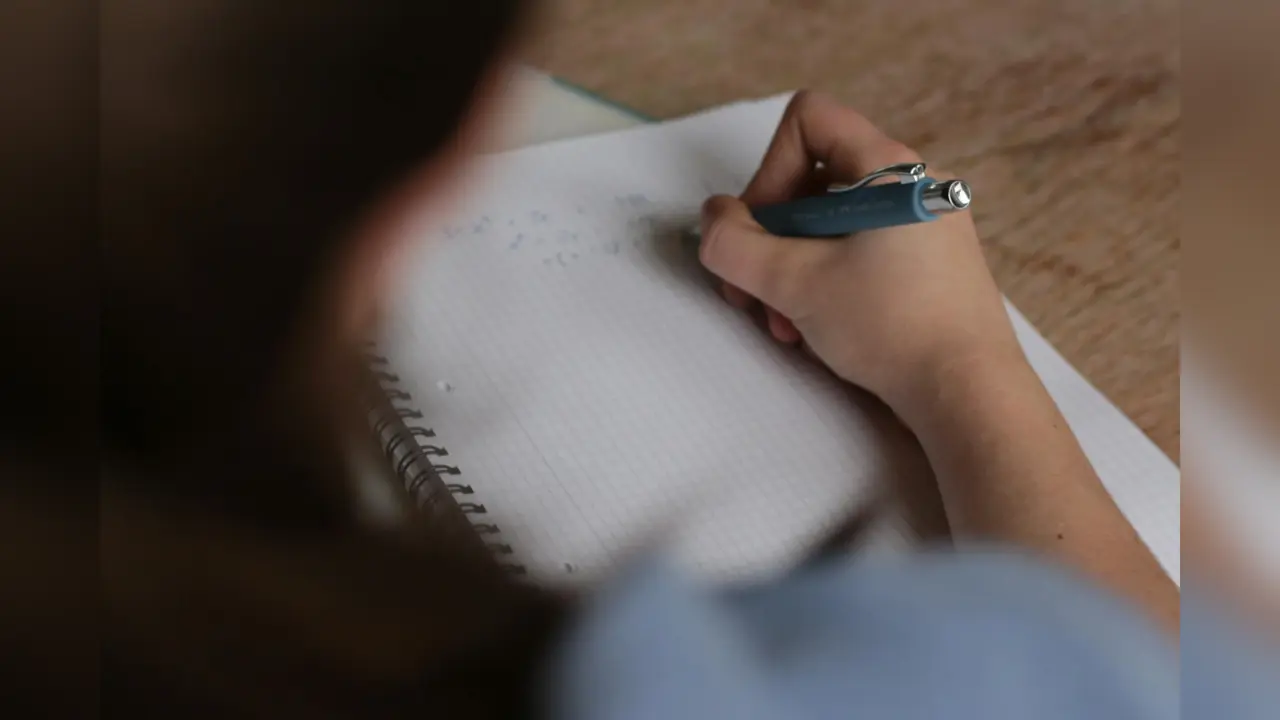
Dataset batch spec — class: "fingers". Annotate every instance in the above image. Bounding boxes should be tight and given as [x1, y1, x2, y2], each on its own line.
[719, 282, 801, 343]
[699, 194, 832, 315]
[766, 308, 801, 344]
[741, 90, 922, 205]
[720, 282, 754, 309]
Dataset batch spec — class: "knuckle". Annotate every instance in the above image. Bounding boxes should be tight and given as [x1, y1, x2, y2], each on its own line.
[787, 89, 815, 114]
[787, 89, 830, 119]
[696, 232, 718, 269]
[761, 244, 825, 309]
[756, 270, 791, 305]
[927, 166, 956, 181]
[697, 212, 733, 268]
[876, 139, 924, 165]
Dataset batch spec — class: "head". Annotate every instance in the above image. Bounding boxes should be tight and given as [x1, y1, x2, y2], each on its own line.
[98, 0, 531, 513]
[3, 3, 882, 714]
[4, 0, 566, 716]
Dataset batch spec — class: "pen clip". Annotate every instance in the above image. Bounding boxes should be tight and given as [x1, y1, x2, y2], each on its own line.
[826, 162, 927, 193]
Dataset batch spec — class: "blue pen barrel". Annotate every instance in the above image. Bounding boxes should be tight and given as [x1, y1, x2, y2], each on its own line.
[750, 180, 936, 238]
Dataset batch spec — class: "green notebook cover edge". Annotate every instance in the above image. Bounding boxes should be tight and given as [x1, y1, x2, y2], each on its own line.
[547, 75, 655, 123]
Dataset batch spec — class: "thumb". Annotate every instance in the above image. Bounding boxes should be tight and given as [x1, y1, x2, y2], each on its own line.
[698, 194, 831, 312]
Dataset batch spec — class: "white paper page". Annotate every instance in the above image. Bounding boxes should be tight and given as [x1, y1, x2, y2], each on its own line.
[381, 94, 1180, 586]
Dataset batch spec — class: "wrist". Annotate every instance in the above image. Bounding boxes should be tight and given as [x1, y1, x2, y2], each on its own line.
[879, 341, 1037, 432]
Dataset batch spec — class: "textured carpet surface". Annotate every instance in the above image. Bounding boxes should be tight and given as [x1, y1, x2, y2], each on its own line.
[528, 0, 1180, 460]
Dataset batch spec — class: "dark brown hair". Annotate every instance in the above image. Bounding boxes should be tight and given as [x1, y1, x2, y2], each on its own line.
[4, 1, 571, 716]
[1, 3, 878, 715]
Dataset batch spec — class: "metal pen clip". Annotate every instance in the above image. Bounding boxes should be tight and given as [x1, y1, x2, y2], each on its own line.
[826, 162, 927, 193]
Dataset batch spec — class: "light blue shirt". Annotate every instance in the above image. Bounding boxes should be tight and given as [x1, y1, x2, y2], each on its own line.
[544, 549, 1276, 719]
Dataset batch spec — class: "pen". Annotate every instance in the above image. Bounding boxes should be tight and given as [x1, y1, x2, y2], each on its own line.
[723, 163, 971, 238]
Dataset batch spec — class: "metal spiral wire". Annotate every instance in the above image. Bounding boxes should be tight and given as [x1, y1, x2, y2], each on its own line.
[362, 350, 526, 574]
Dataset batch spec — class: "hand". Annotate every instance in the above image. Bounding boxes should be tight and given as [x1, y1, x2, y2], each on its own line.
[699, 91, 1024, 411]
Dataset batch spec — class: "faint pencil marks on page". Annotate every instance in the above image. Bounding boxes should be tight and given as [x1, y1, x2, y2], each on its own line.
[438, 193, 679, 270]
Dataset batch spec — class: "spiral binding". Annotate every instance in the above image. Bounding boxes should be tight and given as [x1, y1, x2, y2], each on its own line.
[362, 346, 525, 574]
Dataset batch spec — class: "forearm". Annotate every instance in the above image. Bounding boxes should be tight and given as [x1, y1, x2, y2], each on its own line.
[894, 351, 1180, 633]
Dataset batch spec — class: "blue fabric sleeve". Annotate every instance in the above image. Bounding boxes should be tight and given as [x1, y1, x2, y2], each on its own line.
[542, 549, 1216, 720]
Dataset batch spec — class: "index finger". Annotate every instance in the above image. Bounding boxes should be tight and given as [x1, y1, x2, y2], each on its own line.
[741, 91, 922, 205]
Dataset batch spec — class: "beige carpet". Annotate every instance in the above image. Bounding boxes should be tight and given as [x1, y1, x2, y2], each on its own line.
[528, 0, 1180, 460]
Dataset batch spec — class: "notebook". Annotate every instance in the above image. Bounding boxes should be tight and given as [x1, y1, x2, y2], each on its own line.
[366, 93, 1181, 588]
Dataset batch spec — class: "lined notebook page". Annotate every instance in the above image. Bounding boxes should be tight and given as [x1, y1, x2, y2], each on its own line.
[380, 94, 1180, 586]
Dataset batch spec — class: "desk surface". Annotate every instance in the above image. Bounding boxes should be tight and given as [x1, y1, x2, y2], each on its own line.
[527, 4, 1181, 461]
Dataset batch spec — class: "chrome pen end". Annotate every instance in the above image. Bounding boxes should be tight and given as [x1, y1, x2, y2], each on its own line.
[921, 179, 972, 213]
